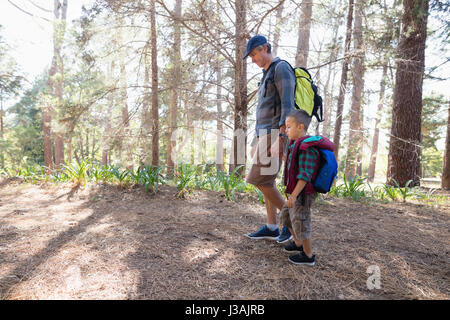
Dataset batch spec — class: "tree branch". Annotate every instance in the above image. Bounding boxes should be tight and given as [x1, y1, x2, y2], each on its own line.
[7, 0, 50, 22]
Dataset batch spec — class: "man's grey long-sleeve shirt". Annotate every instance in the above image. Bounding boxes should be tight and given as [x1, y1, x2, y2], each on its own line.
[252, 57, 295, 144]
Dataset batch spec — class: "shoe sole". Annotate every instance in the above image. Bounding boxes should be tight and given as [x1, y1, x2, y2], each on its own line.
[245, 234, 279, 240]
[288, 257, 315, 266]
[283, 248, 303, 253]
[277, 235, 293, 244]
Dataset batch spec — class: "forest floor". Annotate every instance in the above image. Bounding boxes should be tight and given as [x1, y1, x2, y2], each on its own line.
[0, 178, 449, 300]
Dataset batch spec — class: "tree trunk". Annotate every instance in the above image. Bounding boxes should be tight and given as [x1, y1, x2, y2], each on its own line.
[387, 0, 429, 187]
[215, 57, 224, 171]
[102, 60, 115, 166]
[54, 0, 67, 169]
[117, 17, 132, 169]
[167, 0, 182, 177]
[442, 101, 450, 189]
[272, 2, 284, 58]
[140, 41, 151, 166]
[150, 0, 159, 167]
[45, 0, 68, 171]
[295, 0, 313, 67]
[85, 128, 89, 159]
[322, 20, 340, 139]
[345, 0, 365, 178]
[231, 0, 247, 175]
[333, 0, 354, 162]
[356, 104, 364, 176]
[67, 132, 73, 164]
[91, 129, 97, 161]
[368, 64, 388, 182]
[43, 104, 53, 172]
[0, 94, 4, 168]
[368, 0, 396, 182]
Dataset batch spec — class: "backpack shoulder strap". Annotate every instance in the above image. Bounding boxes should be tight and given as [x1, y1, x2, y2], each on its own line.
[263, 59, 284, 97]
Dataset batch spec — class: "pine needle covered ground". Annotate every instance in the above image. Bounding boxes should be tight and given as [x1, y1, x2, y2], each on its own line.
[0, 179, 448, 299]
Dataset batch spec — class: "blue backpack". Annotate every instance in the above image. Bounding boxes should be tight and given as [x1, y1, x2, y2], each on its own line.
[313, 148, 338, 193]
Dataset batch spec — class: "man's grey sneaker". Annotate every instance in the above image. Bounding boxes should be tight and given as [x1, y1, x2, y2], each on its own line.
[288, 251, 315, 266]
[277, 227, 293, 244]
[246, 225, 280, 240]
[283, 241, 304, 253]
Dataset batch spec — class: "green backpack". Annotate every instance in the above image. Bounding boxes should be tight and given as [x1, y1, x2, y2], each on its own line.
[265, 59, 324, 123]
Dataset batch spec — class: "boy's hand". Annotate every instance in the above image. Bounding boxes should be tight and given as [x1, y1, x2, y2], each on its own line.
[286, 196, 295, 208]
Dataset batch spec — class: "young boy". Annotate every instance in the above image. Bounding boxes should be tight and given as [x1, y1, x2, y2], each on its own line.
[279, 109, 322, 266]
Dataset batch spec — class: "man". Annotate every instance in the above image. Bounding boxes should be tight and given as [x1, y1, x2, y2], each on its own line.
[243, 35, 295, 243]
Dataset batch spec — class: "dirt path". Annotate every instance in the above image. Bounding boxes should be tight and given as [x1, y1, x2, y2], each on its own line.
[0, 179, 448, 299]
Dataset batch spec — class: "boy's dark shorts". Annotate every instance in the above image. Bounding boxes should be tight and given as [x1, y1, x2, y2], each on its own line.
[279, 193, 317, 241]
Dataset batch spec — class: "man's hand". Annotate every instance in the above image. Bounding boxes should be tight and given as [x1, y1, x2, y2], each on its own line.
[250, 143, 257, 158]
[270, 138, 280, 157]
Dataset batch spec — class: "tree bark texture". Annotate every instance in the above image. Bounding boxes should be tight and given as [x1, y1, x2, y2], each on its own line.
[150, 0, 159, 167]
[45, 0, 68, 171]
[272, 2, 284, 58]
[333, 0, 354, 162]
[54, 0, 67, 169]
[441, 102, 450, 189]
[116, 17, 132, 169]
[102, 60, 115, 166]
[368, 63, 388, 181]
[167, 0, 182, 177]
[387, 0, 429, 187]
[140, 41, 152, 166]
[345, 0, 365, 178]
[215, 57, 224, 171]
[231, 0, 247, 175]
[295, 0, 313, 67]
[322, 20, 340, 139]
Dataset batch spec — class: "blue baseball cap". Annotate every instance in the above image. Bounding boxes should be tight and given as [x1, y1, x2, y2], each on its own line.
[243, 35, 268, 59]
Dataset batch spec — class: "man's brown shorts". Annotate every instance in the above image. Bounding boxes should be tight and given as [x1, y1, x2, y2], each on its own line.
[245, 134, 287, 187]
[279, 193, 317, 241]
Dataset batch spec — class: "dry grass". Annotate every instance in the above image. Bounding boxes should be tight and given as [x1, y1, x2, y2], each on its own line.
[0, 179, 448, 300]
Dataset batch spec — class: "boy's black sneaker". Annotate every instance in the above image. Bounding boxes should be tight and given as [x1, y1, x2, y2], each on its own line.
[283, 241, 304, 253]
[288, 251, 315, 266]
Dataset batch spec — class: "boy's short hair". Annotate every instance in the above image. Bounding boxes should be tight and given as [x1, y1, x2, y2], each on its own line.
[287, 109, 312, 132]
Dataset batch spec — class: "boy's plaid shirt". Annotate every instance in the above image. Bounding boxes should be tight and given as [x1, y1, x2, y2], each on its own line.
[286, 142, 320, 193]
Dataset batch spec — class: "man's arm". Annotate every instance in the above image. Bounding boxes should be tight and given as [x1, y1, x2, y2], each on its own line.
[270, 124, 286, 158]
[274, 61, 296, 127]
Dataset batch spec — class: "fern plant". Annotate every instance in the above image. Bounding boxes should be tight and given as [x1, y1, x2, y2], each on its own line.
[342, 174, 366, 201]
[383, 183, 398, 201]
[174, 163, 196, 198]
[392, 179, 416, 202]
[63, 159, 91, 186]
[217, 165, 244, 201]
[141, 165, 165, 193]
[110, 165, 130, 187]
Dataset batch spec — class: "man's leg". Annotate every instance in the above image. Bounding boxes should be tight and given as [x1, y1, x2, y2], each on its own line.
[257, 184, 285, 215]
[264, 198, 278, 225]
[246, 184, 285, 240]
